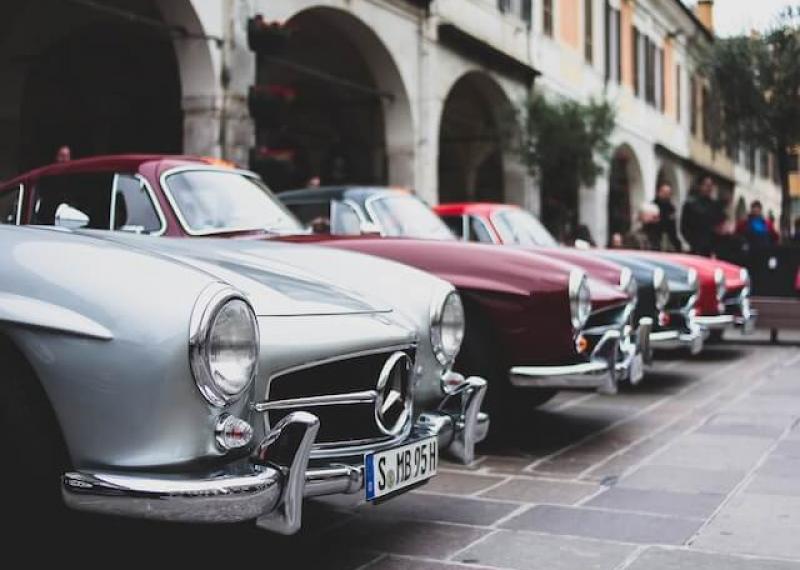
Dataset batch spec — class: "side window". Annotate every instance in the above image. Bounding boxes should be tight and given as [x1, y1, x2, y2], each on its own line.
[0, 185, 22, 225]
[441, 215, 465, 239]
[468, 216, 494, 243]
[112, 174, 162, 234]
[31, 173, 115, 229]
[284, 201, 332, 233]
[331, 200, 362, 235]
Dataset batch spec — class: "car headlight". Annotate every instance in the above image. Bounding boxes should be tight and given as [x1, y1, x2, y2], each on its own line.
[430, 288, 465, 366]
[189, 283, 259, 407]
[714, 268, 726, 302]
[739, 268, 751, 298]
[653, 268, 670, 311]
[569, 270, 591, 331]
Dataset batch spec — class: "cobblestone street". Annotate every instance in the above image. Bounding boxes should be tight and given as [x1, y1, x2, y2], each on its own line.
[54, 330, 800, 568]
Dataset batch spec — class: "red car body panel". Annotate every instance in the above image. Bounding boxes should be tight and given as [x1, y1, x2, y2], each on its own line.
[434, 203, 625, 286]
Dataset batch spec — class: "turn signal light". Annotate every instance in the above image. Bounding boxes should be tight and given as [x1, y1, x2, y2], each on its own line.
[575, 335, 589, 354]
[215, 415, 254, 451]
[658, 311, 671, 327]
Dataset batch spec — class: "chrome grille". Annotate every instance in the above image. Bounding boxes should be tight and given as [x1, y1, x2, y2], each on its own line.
[262, 347, 416, 450]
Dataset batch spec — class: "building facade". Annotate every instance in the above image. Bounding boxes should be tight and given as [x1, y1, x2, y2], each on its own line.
[0, 0, 782, 243]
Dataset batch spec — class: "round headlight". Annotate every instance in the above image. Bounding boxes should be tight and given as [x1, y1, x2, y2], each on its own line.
[714, 268, 726, 301]
[190, 284, 259, 407]
[653, 268, 670, 311]
[569, 270, 591, 331]
[430, 289, 465, 366]
[739, 268, 751, 297]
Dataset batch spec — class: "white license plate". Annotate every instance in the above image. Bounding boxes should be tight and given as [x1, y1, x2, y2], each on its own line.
[629, 353, 645, 384]
[690, 333, 704, 354]
[365, 436, 438, 501]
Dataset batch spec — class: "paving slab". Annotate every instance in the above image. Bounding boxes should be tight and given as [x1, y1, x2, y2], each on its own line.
[693, 494, 800, 560]
[626, 547, 800, 570]
[586, 487, 724, 519]
[695, 413, 789, 438]
[454, 529, 635, 570]
[619, 465, 745, 495]
[326, 519, 490, 559]
[647, 433, 773, 471]
[366, 557, 479, 570]
[481, 477, 598, 504]
[423, 471, 506, 495]
[356, 491, 519, 526]
[501, 504, 701, 545]
[745, 473, 800, 497]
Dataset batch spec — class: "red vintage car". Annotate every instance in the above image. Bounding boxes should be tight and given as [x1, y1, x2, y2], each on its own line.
[435, 202, 753, 342]
[0, 156, 641, 427]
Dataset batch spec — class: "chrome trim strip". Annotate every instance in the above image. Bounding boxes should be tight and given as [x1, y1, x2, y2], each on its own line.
[14, 183, 24, 225]
[254, 390, 378, 412]
[132, 173, 168, 236]
[695, 314, 735, 329]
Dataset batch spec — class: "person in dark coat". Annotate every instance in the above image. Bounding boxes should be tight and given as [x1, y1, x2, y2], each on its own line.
[653, 182, 682, 251]
[680, 176, 725, 256]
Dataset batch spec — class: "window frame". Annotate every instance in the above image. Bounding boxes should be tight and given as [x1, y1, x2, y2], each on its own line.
[1, 184, 24, 225]
[110, 173, 168, 235]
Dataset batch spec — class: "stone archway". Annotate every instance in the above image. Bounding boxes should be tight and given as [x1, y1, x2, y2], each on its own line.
[607, 144, 644, 241]
[255, 6, 415, 190]
[438, 71, 517, 204]
[0, 0, 217, 176]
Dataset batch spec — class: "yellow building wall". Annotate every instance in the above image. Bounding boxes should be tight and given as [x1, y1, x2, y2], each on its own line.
[559, 0, 581, 51]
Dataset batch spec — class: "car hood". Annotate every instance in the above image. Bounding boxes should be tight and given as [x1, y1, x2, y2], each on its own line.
[521, 246, 624, 285]
[279, 235, 628, 311]
[79, 232, 393, 317]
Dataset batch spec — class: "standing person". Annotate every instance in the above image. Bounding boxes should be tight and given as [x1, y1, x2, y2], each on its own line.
[736, 200, 779, 250]
[653, 182, 682, 251]
[623, 203, 662, 250]
[792, 217, 800, 243]
[54, 145, 71, 163]
[680, 175, 725, 256]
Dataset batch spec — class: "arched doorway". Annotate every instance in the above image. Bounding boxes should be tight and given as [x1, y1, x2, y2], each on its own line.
[607, 144, 644, 241]
[13, 1, 185, 170]
[255, 7, 414, 191]
[438, 72, 515, 204]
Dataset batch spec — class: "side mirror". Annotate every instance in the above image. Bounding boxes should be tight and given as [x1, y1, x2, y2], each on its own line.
[360, 221, 382, 236]
[54, 203, 90, 229]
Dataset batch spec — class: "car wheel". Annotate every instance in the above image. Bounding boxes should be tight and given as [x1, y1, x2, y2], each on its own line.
[0, 340, 70, 528]
[454, 309, 557, 438]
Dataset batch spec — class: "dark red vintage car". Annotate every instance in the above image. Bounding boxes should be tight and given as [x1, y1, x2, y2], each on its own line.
[0, 156, 640, 425]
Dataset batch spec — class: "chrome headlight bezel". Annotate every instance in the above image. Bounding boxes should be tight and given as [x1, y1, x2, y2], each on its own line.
[653, 267, 670, 311]
[619, 267, 638, 304]
[569, 270, 592, 332]
[714, 268, 727, 302]
[430, 286, 465, 367]
[189, 283, 260, 407]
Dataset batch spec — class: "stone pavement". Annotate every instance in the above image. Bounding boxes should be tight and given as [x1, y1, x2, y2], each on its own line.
[46, 331, 800, 568]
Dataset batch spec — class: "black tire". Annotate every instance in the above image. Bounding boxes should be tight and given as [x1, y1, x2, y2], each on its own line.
[0, 338, 70, 528]
[454, 306, 556, 438]
[708, 329, 725, 343]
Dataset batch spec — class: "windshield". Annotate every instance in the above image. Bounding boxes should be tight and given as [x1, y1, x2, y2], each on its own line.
[164, 170, 303, 234]
[492, 208, 559, 247]
[367, 194, 455, 240]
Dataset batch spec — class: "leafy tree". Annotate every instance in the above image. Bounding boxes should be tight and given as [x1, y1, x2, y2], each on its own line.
[701, 7, 800, 235]
[519, 94, 615, 239]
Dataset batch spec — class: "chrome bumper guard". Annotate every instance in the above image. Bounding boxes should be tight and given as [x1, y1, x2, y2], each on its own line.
[509, 329, 620, 394]
[303, 374, 490, 498]
[63, 411, 320, 535]
[616, 317, 652, 385]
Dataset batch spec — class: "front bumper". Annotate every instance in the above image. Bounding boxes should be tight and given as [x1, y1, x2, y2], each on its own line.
[650, 321, 705, 354]
[508, 321, 648, 395]
[62, 376, 488, 534]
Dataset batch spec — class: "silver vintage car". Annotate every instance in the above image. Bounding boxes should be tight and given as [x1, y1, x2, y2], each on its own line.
[0, 225, 485, 533]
